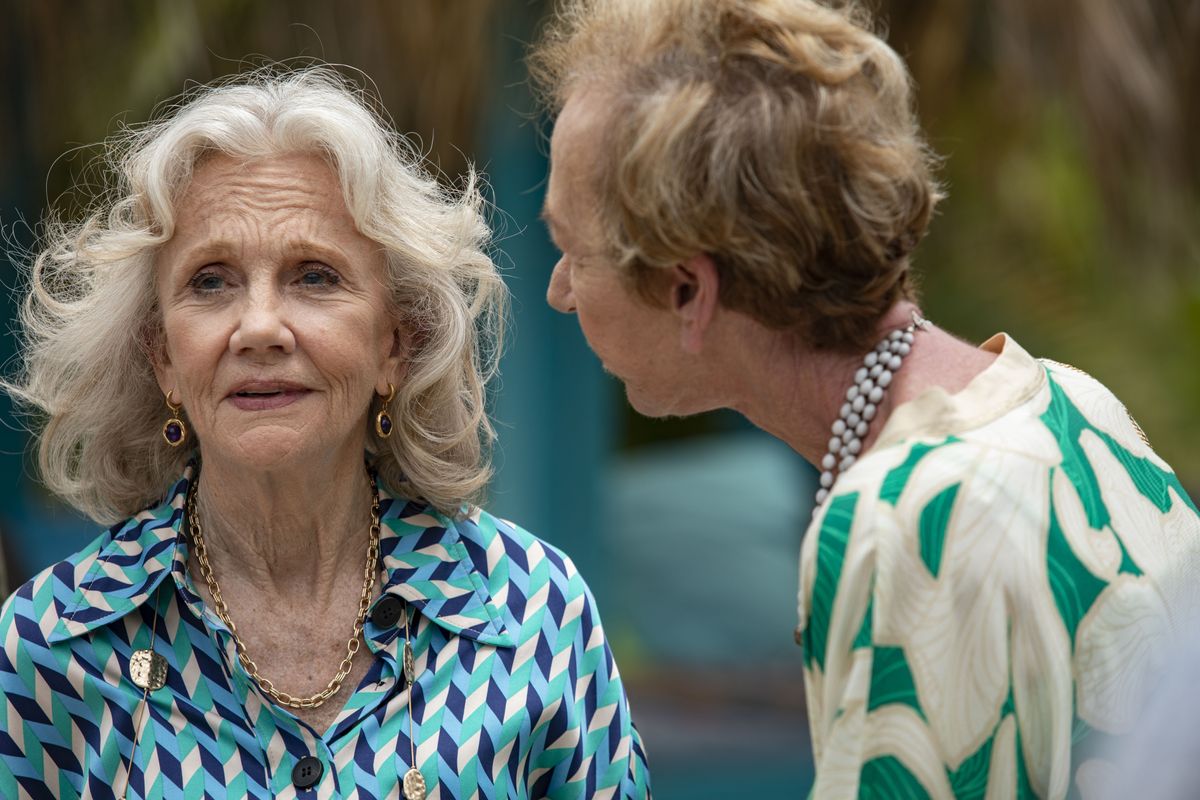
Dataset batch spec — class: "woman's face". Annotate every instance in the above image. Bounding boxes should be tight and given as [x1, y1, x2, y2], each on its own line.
[154, 153, 401, 474]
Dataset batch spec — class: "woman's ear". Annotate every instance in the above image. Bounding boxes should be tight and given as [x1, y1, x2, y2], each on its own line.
[377, 326, 410, 395]
[143, 325, 174, 397]
[674, 253, 720, 355]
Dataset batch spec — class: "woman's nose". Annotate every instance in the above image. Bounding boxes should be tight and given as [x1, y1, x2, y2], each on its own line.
[546, 257, 576, 314]
[228, 291, 296, 355]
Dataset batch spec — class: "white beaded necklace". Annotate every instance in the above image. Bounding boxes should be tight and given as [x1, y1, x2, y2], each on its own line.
[814, 310, 931, 509]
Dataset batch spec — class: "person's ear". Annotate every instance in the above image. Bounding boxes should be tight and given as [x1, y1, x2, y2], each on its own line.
[672, 253, 720, 354]
[144, 325, 176, 397]
[376, 325, 410, 395]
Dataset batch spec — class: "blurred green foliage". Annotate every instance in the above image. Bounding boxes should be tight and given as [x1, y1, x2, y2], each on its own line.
[2, 0, 495, 219]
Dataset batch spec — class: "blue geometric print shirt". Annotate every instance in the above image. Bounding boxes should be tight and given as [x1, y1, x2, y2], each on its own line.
[0, 469, 651, 799]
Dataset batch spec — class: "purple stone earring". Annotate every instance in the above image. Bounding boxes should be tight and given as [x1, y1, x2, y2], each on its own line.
[162, 389, 187, 447]
[375, 383, 395, 439]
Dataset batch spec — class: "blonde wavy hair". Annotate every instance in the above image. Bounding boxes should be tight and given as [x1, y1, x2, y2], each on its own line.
[7, 67, 506, 524]
[529, 0, 943, 352]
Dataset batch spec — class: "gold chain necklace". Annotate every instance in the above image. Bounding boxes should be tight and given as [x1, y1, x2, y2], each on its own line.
[187, 474, 381, 709]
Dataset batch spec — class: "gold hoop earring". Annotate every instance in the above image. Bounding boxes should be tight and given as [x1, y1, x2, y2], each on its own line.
[162, 390, 187, 447]
[375, 383, 395, 439]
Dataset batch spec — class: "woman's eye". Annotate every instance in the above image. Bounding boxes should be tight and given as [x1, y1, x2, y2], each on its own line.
[298, 264, 340, 287]
[188, 271, 226, 293]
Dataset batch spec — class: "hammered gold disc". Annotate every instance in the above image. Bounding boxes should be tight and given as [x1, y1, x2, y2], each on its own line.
[403, 767, 427, 800]
[129, 649, 167, 691]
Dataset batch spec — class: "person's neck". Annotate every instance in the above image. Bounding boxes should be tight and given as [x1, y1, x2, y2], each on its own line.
[722, 301, 995, 465]
[192, 448, 375, 606]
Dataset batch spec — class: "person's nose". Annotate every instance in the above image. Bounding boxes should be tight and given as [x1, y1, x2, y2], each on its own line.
[228, 284, 296, 355]
[546, 256, 576, 314]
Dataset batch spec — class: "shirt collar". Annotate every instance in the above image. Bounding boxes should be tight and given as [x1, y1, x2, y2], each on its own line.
[48, 467, 514, 648]
[871, 332, 1046, 451]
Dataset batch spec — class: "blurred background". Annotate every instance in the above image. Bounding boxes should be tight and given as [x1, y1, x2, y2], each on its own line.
[1, 1, 1197, 796]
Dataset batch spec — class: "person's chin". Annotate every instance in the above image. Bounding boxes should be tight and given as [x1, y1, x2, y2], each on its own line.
[623, 383, 678, 419]
[211, 425, 318, 470]
[624, 380, 715, 420]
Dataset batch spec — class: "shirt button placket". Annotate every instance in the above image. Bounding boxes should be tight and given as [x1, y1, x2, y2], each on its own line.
[369, 594, 411, 691]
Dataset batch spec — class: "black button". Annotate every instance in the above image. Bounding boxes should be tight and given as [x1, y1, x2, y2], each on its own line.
[371, 595, 406, 628]
[292, 756, 323, 790]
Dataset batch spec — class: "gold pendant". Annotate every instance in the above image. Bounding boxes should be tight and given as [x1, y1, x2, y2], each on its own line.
[129, 649, 167, 691]
[403, 766, 427, 800]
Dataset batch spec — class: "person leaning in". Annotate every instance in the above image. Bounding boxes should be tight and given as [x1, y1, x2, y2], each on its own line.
[528, 1, 1200, 796]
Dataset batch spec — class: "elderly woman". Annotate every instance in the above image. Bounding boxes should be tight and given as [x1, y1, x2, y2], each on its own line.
[0, 69, 649, 799]
[529, 0, 1200, 797]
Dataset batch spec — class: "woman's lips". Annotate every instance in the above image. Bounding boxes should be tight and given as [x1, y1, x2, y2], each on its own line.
[227, 389, 310, 411]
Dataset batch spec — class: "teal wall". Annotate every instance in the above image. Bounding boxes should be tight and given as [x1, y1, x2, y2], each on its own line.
[481, 0, 615, 596]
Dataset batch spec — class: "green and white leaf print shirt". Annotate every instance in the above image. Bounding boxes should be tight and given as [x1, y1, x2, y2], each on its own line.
[797, 334, 1200, 799]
